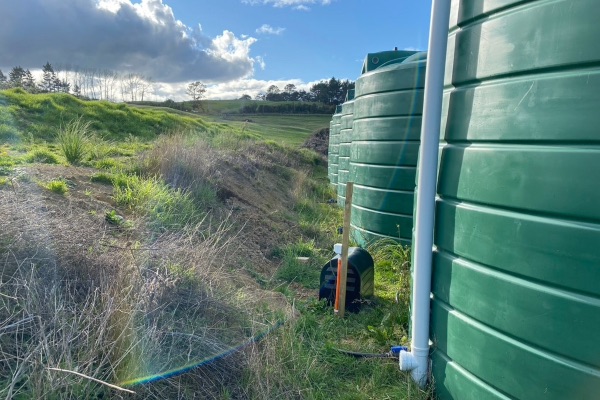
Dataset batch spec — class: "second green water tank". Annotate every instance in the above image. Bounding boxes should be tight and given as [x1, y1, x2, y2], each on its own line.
[350, 51, 426, 246]
[336, 89, 355, 207]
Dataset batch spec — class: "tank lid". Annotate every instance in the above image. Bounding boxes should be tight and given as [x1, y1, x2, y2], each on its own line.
[401, 51, 428, 64]
[361, 49, 419, 73]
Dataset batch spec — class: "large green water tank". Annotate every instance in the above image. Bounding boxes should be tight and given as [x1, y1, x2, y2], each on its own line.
[349, 51, 426, 246]
[336, 89, 355, 207]
[327, 105, 343, 188]
[430, 1, 600, 398]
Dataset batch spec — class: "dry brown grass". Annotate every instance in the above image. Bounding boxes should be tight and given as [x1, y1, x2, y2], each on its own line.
[0, 168, 291, 399]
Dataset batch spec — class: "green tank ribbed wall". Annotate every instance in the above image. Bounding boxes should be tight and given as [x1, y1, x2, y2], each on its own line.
[327, 119, 335, 187]
[430, 1, 600, 398]
[350, 52, 426, 246]
[336, 89, 355, 207]
[327, 105, 343, 188]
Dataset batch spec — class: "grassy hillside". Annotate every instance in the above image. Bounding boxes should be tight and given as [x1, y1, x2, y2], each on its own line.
[0, 88, 209, 142]
[0, 90, 425, 399]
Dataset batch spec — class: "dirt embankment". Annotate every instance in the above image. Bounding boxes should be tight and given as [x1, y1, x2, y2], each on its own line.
[301, 127, 329, 157]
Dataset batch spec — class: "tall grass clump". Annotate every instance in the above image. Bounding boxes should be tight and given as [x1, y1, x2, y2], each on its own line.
[57, 116, 91, 164]
[141, 134, 219, 210]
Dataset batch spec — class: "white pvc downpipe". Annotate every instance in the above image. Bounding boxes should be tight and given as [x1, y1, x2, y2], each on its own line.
[398, 0, 451, 387]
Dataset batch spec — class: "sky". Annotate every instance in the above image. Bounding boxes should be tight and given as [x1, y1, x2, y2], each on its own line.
[0, 0, 433, 100]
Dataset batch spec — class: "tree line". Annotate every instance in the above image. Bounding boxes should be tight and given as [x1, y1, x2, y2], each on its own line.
[239, 101, 334, 114]
[0, 62, 153, 102]
[253, 78, 354, 105]
[0, 62, 355, 109]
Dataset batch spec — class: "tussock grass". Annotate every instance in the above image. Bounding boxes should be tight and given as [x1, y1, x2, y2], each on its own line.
[140, 134, 219, 211]
[57, 117, 91, 164]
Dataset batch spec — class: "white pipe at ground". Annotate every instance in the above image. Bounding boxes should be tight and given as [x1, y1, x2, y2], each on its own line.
[398, 0, 451, 388]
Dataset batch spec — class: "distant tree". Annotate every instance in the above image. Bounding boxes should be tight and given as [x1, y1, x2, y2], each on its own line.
[265, 85, 281, 101]
[309, 77, 354, 105]
[140, 77, 153, 101]
[309, 81, 328, 104]
[282, 83, 298, 101]
[0, 69, 6, 89]
[8, 66, 25, 88]
[284, 83, 296, 94]
[56, 78, 70, 94]
[186, 81, 206, 111]
[239, 94, 252, 100]
[255, 92, 266, 101]
[23, 69, 37, 92]
[40, 62, 57, 92]
[73, 83, 81, 97]
[186, 81, 206, 101]
[296, 89, 313, 102]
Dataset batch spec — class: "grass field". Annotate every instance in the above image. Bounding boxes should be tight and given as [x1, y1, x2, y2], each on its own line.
[213, 114, 331, 147]
[131, 100, 332, 147]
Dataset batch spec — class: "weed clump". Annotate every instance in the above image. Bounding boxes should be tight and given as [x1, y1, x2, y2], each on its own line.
[90, 172, 114, 185]
[25, 148, 61, 164]
[42, 178, 69, 195]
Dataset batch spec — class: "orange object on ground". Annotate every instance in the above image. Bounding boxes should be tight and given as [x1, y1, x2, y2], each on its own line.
[334, 257, 342, 312]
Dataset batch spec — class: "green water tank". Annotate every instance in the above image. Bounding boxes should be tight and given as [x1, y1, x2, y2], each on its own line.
[327, 105, 343, 188]
[336, 89, 355, 207]
[430, 1, 600, 398]
[350, 51, 426, 246]
[327, 120, 335, 186]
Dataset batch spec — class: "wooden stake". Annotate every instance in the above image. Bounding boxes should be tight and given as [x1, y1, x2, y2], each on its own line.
[337, 182, 354, 318]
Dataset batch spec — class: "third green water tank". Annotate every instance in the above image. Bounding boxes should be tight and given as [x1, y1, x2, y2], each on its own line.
[337, 89, 355, 207]
[327, 105, 342, 188]
[430, 1, 600, 398]
[349, 51, 426, 246]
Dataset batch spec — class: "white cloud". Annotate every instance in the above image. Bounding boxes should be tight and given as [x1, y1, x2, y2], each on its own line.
[0, 0, 259, 83]
[242, 0, 332, 10]
[255, 56, 267, 70]
[256, 24, 286, 35]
